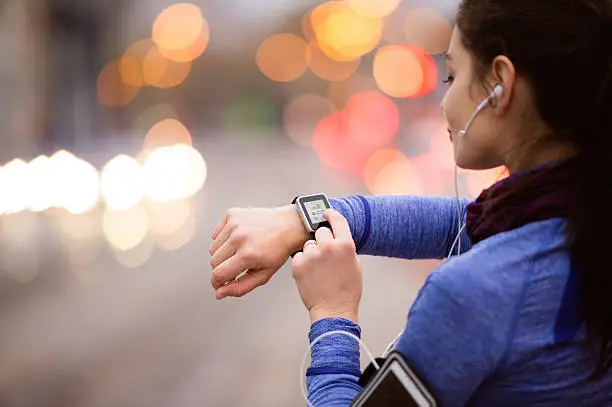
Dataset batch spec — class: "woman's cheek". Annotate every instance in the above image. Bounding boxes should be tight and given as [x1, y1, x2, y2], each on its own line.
[441, 88, 459, 130]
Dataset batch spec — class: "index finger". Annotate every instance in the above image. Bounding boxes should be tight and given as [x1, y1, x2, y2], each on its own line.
[323, 209, 352, 241]
[212, 212, 228, 240]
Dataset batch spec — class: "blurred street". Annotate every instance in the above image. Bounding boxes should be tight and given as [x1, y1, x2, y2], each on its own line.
[0, 136, 437, 407]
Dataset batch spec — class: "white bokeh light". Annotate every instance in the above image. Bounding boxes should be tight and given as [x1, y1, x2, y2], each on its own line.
[63, 158, 100, 214]
[101, 155, 146, 210]
[143, 145, 207, 202]
[27, 155, 54, 212]
[102, 206, 149, 252]
[0, 159, 33, 214]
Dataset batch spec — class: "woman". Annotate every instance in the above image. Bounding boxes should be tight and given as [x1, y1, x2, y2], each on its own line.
[209, 0, 612, 405]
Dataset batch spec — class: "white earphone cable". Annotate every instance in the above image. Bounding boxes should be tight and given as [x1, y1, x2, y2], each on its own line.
[300, 330, 380, 407]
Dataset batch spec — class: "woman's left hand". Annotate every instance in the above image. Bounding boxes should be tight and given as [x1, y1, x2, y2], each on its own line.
[292, 209, 363, 324]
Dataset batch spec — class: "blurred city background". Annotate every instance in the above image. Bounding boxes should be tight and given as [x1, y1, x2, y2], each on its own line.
[0, 0, 507, 406]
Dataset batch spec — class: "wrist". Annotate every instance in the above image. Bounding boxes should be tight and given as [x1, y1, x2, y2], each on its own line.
[309, 306, 359, 325]
[277, 204, 311, 253]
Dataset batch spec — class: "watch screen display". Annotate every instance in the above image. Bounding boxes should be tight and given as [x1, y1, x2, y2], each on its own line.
[303, 199, 327, 224]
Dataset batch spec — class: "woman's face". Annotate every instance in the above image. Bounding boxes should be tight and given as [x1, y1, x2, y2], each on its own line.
[441, 27, 504, 170]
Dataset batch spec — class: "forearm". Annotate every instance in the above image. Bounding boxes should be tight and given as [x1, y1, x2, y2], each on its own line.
[306, 318, 363, 407]
[330, 195, 472, 259]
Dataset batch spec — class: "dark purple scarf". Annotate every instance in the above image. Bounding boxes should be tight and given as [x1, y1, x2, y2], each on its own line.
[465, 157, 577, 244]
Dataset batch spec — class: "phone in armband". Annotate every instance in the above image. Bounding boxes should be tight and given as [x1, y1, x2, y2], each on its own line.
[351, 351, 438, 407]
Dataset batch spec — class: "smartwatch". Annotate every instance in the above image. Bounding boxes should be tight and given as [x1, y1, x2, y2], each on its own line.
[290, 193, 332, 257]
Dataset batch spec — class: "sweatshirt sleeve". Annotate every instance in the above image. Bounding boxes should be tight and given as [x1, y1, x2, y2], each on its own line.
[305, 318, 363, 407]
[329, 195, 472, 260]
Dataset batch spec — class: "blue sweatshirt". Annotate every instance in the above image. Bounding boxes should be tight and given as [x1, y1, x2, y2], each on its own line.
[304, 195, 612, 407]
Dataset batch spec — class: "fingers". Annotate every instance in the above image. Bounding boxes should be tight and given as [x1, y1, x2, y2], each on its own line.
[210, 223, 233, 255]
[210, 255, 247, 290]
[210, 239, 237, 270]
[212, 212, 228, 240]
[303, 239, 318, 255]
[315, 226, 334, 245]
[215, 270, 265, 299]
[324, 209, 352, 242]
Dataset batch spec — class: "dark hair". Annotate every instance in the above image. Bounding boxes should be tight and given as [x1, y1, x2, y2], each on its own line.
[457, 0, 612, 379]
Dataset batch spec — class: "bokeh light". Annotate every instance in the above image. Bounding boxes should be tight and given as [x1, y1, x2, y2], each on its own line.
[119, 39, 155, 88]
[101, 155, 146, 210]
[349, 0, 401, 19]
[345, 91, 399, 147]
[144, 118, 193, 151]
[27, 155, 54, 212]
[365, 152, 425, 194]
[283, 94, 333, 147]
[144, 144, 207, 202]
[146, 199, 191, 236]
[307, 41, 361, 82]
[159, 25, 209, 63]
[61, 158, 100, 215]
[112, 236, 154, 269]
[143, 46, 192, 89]
[301, 11, 316, 42]
[256, 33, 309, 82]
[155, 214, 196, 252]
[311, 1, 383, 61]
[98, 60, 140, 106]
[102, 206, 149, 252]
[312, 112, 373, 175]
[363, 148, 406, 190]
[134, 103, 179, 132]
[404, 8, 453, 55]
[374, 44, 438, 98]
[152, 3, 206, 53]
[0, 159, 32, 214]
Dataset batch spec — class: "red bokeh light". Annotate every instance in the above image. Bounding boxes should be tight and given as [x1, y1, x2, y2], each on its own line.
[345, 91, 399, 147]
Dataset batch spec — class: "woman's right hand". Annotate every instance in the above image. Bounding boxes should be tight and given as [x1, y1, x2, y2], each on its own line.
[209, 205, 310, 300]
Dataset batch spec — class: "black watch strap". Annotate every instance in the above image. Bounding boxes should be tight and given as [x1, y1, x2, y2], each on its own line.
[291, 195, 313, 258]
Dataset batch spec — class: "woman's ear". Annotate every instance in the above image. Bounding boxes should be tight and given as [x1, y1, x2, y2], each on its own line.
[489, 55, 516, 109]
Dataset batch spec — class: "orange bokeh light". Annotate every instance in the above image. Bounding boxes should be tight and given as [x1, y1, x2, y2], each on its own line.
[301, 11, 316, 42]
[98, 60, 140, 106]
[404, 8, 453, 55]
[307, 41, 361, 82]
[366, 153, 425, 195]
[152, 3, 206, 52]
[349, 0, 401, 19]
[345, 91, 399, 147]
[311, 1, 383, 62]
[283, 94, 333, 147]
[374, 44, 438, 98]
[158, 24, 209, 63]
[363, 148, 406, 190]
[144, 118, 193, 151]
[119, 39, 155, 88]
[142, 46, 192, 89]
[256, 33, 309, 82]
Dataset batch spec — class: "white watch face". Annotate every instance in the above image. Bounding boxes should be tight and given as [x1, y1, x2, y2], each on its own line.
[297, 194, 331, 231]
[303, 199, 327, 224]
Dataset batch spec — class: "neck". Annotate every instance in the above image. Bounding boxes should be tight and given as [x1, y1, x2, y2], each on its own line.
[504, 140, 579, 174]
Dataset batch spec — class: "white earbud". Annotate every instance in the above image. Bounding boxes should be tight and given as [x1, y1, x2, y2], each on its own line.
[458, 85, 503, 137]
